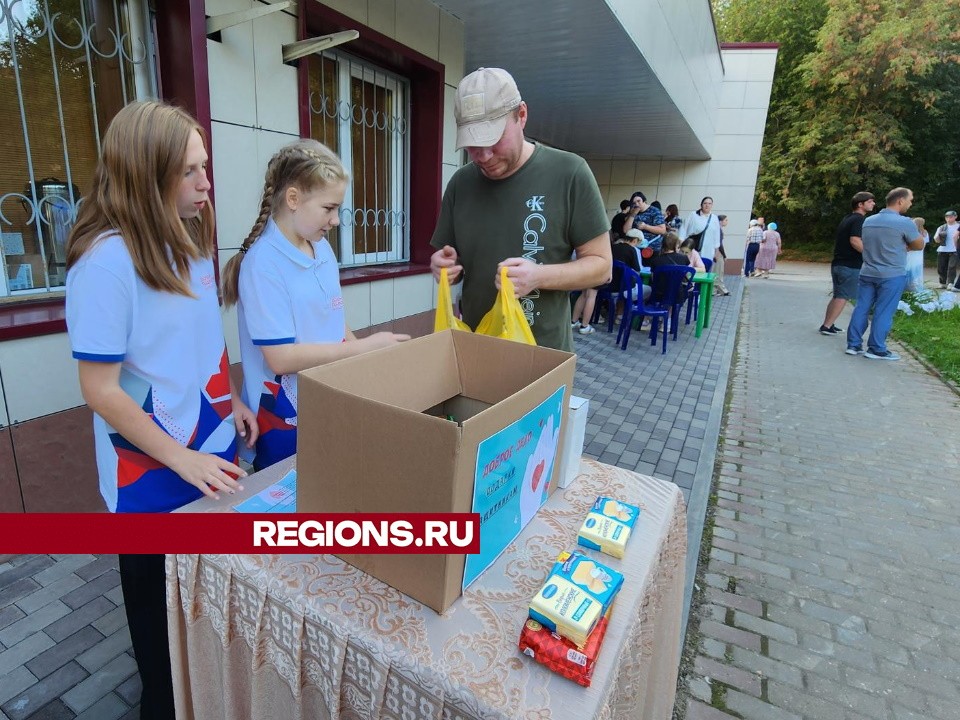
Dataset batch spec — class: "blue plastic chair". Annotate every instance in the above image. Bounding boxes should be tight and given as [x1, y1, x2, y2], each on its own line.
[616, 266, 670, 353]
[650, 265, 695, 339]
[591, 274, 619, 333]
[702, 258, 714, 273]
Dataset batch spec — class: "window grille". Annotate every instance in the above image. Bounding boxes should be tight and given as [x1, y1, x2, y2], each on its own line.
[307, 50, 410, 267]
[0, 0, 156, 298]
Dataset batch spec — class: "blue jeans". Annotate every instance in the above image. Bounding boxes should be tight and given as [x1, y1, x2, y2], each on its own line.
[744, 243, 760, 276]
[846, 274, 907, 353]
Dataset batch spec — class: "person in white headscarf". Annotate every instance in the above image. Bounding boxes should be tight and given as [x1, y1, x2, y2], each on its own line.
[681, 197, 721, 264]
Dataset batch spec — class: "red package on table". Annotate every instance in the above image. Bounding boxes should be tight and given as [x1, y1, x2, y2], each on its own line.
[518, 612, 610, 687]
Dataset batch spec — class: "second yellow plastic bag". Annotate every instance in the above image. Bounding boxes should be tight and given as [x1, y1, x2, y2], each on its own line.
[434, 267, 471, 332]
[475, 267, 537, 345]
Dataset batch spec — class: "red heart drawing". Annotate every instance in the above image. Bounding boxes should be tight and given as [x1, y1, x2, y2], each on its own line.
[531, 459, 546, 493]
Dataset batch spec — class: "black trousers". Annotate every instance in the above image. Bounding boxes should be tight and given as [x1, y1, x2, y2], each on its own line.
[744, 243, 761, 276]
[937, 251, 958, 286]
[119, 554, 176, 720]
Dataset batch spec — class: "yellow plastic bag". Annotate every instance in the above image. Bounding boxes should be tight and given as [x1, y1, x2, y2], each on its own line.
[434, 267, 471, 332]
[475, 267, 537, 345]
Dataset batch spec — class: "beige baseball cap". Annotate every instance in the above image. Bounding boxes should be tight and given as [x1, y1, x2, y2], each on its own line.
[454, 67, 522, 149]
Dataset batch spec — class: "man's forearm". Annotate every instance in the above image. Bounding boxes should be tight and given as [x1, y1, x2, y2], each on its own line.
[535, 256, 611, 291]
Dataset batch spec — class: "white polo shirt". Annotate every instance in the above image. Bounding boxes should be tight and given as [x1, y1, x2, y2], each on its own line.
[936, 222, 958, 253]
[66, 233, 237, 513]
[238, 218, 345, 469]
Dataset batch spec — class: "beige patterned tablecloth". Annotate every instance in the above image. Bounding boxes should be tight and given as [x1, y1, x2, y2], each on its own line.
[167, 458, 686, 720]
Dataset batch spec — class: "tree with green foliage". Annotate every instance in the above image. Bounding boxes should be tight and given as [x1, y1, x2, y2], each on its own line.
[714, 0, 960, 250]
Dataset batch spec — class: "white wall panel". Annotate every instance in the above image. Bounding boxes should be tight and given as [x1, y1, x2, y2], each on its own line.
[707, 160, 761, 187]
[610, 159, 636, 186]
[710, 133, 764, 161]
[634, 160, 662, 187]
[343, 283, 371, 330]
[654, 185, 682, 209]
[743, 81, 775, 109]
[368, 0, 397, 36]
[0, 368, 9, 425]
[253, 9, 299, 135]
[393, 274, 434, 318]
[586, 159, 612, 187]
[439, 8, 465, 86]
[683, 161, 710, 186]
[0, 334, 84, 423]
[320, 0, 367, 23]
[719, 81, 746, 110]
[659, 160, 685, 187]
[715, 108, 768, 136]
[606, 185, 635, 213]
[211, 122, 262, 251]
[679, 185, 710, 212]
[441, 162, 459, 195]
[218, 248, 242, 363]
[395, 0, 440, 60]
[443, 84, 459, 167]
[369, 278, 395, 326]
[744, 52, 778, 81]
[709, 185, 759, 212]
[207, 9, 256, 126]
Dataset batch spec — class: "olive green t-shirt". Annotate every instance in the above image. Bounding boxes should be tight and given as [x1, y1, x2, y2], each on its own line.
[430, 144, 609, 352]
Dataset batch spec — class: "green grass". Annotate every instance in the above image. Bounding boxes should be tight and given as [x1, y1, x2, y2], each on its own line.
[891, 302, 960, 386]
[778, 241, 833, 263]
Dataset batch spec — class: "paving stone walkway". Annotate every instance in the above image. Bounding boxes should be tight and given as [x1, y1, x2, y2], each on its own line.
[681, 263, 960, 720]
[0, 554, 138, 720]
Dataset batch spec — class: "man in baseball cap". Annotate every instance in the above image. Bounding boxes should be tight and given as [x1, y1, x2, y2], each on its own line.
[934, 210, 959, 289]
[453, 67, 522, 151]
[430, 68, 612, 351]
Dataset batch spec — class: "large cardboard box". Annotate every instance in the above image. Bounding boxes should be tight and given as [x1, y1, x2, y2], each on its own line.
[297, 330, 576, 612]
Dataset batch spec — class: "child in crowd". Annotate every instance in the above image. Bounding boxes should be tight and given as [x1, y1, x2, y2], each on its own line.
[906, 217, 928, 292]
[65, 100, 257, 719]
[713, 214, 731, 296]
[571, 285, 599, 334]
[679, 237, 707, 272]
[221, 139, 409, 470]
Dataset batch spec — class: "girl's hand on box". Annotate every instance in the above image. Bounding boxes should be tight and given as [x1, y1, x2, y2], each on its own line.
[362, 332, 411, 352]
[170, 448, 246, 499]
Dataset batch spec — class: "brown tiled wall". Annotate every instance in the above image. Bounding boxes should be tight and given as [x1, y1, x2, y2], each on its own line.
[0, 427, 24, 512]
[1, 311, 434, 514]
[10, 406, 104, 512]
[725, 259, 743, 275]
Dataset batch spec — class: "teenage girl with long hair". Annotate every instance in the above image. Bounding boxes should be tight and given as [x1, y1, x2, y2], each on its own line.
[66, 100, 258, 718]
[221, 139, 409, 470]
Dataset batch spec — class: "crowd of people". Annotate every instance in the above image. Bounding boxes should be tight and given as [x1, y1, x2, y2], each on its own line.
[565, 193, 736, 334]
[818, 188, 937, 360]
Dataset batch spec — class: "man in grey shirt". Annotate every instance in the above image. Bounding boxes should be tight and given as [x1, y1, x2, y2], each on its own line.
[846, 187, 925, 360]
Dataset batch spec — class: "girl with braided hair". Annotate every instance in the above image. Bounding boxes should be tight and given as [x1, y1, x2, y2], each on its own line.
[65, 100, 258, 719]
[222, 139, 409, 470]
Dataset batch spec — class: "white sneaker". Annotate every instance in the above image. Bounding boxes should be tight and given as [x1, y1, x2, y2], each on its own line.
[578, 324, 596, 335]
[571, 320, 581, 330]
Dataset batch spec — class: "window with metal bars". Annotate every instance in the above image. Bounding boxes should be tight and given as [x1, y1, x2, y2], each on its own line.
[0, 0, 157, 299]
[306, 50, 409, 267]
